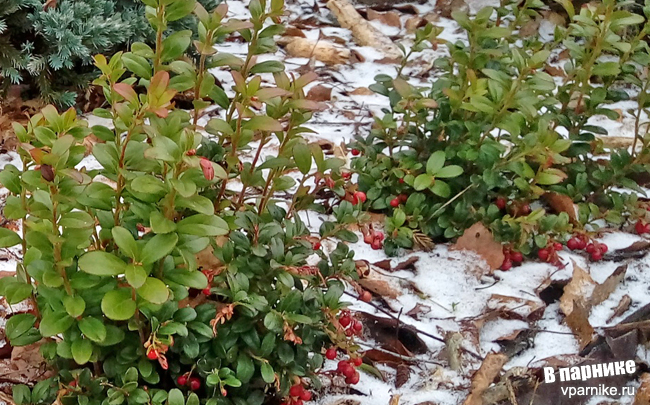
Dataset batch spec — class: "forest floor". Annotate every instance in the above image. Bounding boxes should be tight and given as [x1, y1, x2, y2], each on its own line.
[1, 0, 650, 404]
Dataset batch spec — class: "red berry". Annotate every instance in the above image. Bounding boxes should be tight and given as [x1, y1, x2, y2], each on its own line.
[353, 191, 367, 203]
[337, 360, 350, 372]
[69, 380, 77, 387]
[339, 315, 351, 327]
[360, 291, 372, 302]
[495, 197, 507, 210]
[202, 288, 211, 296]
[599, 244, 608, 253]
[586, 243, 596, 254]
[300, 391, 312, 401]
[342, 364, 356, 378]
[374, 232, 385, 242]
[312, 241, 321, 250]
[636, 221, 647, 235]
[363, 233, 373, 244]
[500, 259, 512, 271]
[567, 238, 580, 250]
[189, 377, 201, 391]
[294, 400, 303, 405]
[591, 251, 603, 261]
[177, 375, 188, 386]
[325, 347, 337, 360]
[538, 248, 549, 261]
[345, 372, 360, 385]
[351, 149, 360, 156]
[370, 240, 382, 250]
[398, 178, 405, 184]
[521, 204, 531, 215]
[289, 385, 303, 397]
[577, 238, 587, 250]
[510, 251, 523, 263]
[399, 194, 407, 203]
[352, 321, 362, 333]
[390, 198, 400, 208]
[352, 357, 363, 367]
[147, 349, 158, 360]
[554, 242, 563, 251]
[345, 329, 354, 337]
[645, 223, 650, 234]
[186, 149, 196, 156]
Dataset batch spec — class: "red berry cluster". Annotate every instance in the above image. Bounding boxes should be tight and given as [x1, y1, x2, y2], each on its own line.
[177, 375, 201, 391]
[282, 384, 312, 405]
[362, 227, 384, 250]
[636, 221, 650, 235]
[336, 357, 362, 384]
[537, 242, 564, 266]
[351, 191, 366, 205]
[338, 311, 363, 337]
[390, 194, 408, 208]
[495, 197, 530, 216]
[567, 235, 607, 261]
[499, 246, 523, 271]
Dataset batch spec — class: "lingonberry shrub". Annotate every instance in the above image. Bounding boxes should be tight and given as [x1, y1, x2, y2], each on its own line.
[0, 1, 365, 404]
[351, 0, 650, 260]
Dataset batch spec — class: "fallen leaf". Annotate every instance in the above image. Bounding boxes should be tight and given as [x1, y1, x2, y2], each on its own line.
[43, 0, 56, 10]
[607, 294, 632, 323]
[565, 299, 595, 349]
[284, 27, 306, 37]
[591, 264, 627, 306]
[451, 222, 505, 272]
[519, 18, 540, 37]
[405, 303, 431, 320]
[462, 353, 508, 405]
[486, 294, 546, 322]
[389, 394, 401, 405]
[559, 261, 596, 316]
[350, 87, 375, 96]
[306, 85, 332, 102]
[367, 9, 401, 27]
[357, 312, 428, 354]
[634, 373, 650, 405]
[544, 65, 566, 77]
[543, 192, 577, 222]
[358, 277, 400, 299]
[395, 365, 410, 388]
[445, 332, 463, 372]
[434, 0, 467, 18]
[405, 16, 426, 32]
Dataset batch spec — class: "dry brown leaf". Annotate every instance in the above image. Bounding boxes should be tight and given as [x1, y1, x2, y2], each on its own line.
[0, 341, 52, 384]
[358, 276, 400, 299]
[405, 303, 431, 320]
[445, 332, 463, 372]
[451, 222, 505, 272]
[350, 87, 374, 95]
[540, 10, 566, 26]
[591, 264, 627, 306]
[519, 18, 540, 37]
[389, 394, 401, 405]
[367, 9, 401, 27]
[634, 373, 650, 405]
[281, 37, 350, 65]
[543, 192, 577, 222]
[565, 299, 595, 349]
[607, 294, 632, 323]
[306, 85, 332, 102]
[405, 16, 426, 33]
[395, 364, 410, 388]
[559, 261, 596, 316]
[43, 0, 57, 10]
[434, 0, 468, 18]
[284, 27, 306, 37]
[486, 294, 546, 322]
[462, 353, 508, 405]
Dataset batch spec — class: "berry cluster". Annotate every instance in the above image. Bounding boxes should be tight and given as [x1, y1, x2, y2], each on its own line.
[177, 374, 201, 391]
[636, 220, 650, 235]
[389, 194, 408, 208]
[495, 197, 530, 216]
[499, 246, 523, 271]
[537, 242, 564, 266]
[361, 227, 384, 250]
[281, 384, 312, 405]
[336, 357, 362, 385]
[566, 235, 607, 261]
[338, 311, 363, 337]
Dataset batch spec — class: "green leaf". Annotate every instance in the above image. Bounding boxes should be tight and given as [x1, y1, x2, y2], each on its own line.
[177, 214, 229, 236]
[249, 61, 285, 74]
[6, 313, 36, 341]
[39, 311, 74, 337]
[430, 180, 451, 198]
[13, 384, 31, 405]
[243, 116, 283, 132]
[60, 211, 94, 228]
[260, 362, 275, 384]
[79, 252, 127, 276]
[0, 228, 21, 248]
[137, 278, 170, 305]
[426, 151, 446, 174]
[413, 174, 433, 191]
[536, 169, 567, 185]
[112, 227, 139, 260]
[592, 62, 621, 77]
[293, 143, 312, 174]
[150, 211, 177, 234]
[176, 195, 215, 215]
[161, 31, 192, 62]
[167, 389, 184, 405]
[63, 295, 86, 318]
[435, 165, 463, 179]
[236, 353, 255, 383]
[79, 317, 107, 343]
[126, 264, 147, 288]
[122, 53, 152, 80]
[101, 289, 137, 321]
[263, 312, 283, 333]
[141, 233, 178, 264]
[71, 339, 93, 364]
